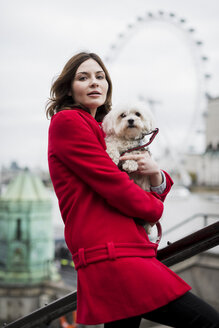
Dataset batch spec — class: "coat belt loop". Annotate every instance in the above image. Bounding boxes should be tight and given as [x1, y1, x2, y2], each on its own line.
[78, 248, 87, 267]
[107, 242, 117, 260]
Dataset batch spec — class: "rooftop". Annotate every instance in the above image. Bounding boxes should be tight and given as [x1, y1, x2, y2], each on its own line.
[1, 170, 50, 202]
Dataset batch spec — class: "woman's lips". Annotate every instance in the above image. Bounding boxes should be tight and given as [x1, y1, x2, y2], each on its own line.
[87, 91, 101, 97]
[87, 91, 101, 95]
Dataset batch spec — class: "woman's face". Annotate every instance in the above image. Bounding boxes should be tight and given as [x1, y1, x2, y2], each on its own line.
[71, 59, 109, 117]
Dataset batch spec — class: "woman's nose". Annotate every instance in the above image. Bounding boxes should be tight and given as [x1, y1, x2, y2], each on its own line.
[90, 77, 99, 87]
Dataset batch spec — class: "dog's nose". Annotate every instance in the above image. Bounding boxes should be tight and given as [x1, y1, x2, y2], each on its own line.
[128, 119, 134, 125]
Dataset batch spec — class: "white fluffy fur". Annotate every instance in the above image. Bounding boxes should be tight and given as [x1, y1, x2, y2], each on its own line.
[102, 102, 156, 190]
[102, 102, 157, 233]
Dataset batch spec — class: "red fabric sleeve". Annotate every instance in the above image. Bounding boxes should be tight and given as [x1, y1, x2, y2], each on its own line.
[161, 171, 174, 201]
[153, 170, 174, 203]
[49, 110, 164, 223]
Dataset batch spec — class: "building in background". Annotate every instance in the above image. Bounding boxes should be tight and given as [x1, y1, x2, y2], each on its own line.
[0, 171, 70, 325]
[185, 96, 219, 187]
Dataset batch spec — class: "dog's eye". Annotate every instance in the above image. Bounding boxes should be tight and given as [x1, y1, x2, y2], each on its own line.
[135, 112, 141, 117]
[120, 113, 126, 118]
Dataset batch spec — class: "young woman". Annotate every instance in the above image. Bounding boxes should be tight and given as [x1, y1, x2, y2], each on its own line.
[47, 52, 219, 327]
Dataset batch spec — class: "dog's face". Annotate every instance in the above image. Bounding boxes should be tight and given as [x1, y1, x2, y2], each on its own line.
[103, 103, 155, 140]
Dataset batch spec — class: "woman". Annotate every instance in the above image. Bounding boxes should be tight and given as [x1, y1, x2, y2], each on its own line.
[47, 52, 219, 327]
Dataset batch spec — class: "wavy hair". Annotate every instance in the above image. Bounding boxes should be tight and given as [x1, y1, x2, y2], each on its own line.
[46, 52, 112, 121]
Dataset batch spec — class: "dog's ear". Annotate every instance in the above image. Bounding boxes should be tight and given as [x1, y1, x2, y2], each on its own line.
[142, 108, 156, 133]
[102, 111, 115, 135]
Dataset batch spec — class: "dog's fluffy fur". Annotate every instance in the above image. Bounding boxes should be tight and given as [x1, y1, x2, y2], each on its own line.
[102, 103, 156, 233]
[102, 102, 156, 191]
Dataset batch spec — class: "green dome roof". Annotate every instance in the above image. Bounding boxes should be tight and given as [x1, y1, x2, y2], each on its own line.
[1, 171, 50, 201]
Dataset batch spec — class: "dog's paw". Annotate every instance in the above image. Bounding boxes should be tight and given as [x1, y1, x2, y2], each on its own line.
[122, 160, 138, 173]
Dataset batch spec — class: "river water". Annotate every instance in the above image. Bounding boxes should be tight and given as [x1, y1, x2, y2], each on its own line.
[51, 185, 219, 252]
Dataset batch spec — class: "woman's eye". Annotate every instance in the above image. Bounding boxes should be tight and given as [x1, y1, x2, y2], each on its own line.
[79, 76, 87, 81]
[97, 75, 104, 80]
[120, 113, 126, 118]
[135, 112, 141, 117]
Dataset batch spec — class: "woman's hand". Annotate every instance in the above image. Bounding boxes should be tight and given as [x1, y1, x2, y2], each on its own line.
[120, 151, 163, 187]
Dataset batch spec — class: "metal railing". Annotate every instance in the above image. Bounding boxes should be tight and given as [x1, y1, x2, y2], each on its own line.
[157, 220, 219, 266]
[162, 213, 219, 236]
[3, 221, 219, 328]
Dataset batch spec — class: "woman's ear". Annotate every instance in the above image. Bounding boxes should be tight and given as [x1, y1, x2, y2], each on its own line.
[102, 111, 115, 135]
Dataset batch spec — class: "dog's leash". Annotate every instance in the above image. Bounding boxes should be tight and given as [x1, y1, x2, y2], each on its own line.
[155, 221, 162, 245]
[121, 128, 159, 156]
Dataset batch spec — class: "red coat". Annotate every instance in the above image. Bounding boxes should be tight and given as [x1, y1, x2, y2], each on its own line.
[48, 108, 191, 325]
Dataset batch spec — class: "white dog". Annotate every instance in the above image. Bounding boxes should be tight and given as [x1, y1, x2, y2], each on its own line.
[102, 103, 159, 235]
[102, 102, 156, 191]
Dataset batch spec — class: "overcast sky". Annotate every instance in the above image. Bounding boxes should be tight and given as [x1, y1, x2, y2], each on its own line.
[1, 0, 219, 170]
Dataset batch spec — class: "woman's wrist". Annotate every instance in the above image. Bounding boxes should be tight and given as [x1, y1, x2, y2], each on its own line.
[150, 171, 167, 194]
[149, 170, 163, 187]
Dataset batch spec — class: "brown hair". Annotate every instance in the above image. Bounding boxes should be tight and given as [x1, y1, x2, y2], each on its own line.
[46, 52, 112, 121]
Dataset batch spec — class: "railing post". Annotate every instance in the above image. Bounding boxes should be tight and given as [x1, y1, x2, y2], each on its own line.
[203, 214, 208, 227]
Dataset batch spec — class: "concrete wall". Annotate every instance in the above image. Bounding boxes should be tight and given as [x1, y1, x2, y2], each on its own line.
[171, 252, 219, 311]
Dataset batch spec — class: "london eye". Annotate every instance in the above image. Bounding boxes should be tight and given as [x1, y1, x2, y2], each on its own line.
[104, 10, 211, 163]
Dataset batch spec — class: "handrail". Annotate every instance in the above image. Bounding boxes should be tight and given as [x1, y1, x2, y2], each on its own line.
[162, 213, 219, 236]
[2, 292, 77, 328]
[157, 221, 219, 266]
[3, 221, 219, 328]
